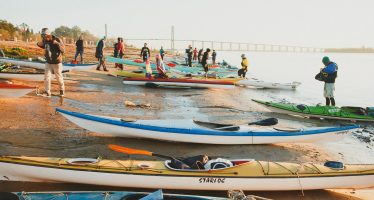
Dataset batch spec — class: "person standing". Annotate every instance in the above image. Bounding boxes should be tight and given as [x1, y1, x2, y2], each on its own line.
[36, 28, 65, 97]
[140, 43, 151, 62]
[193, 48, 198, 61]
[238, 54, 248, 78]
[156, 54, 168, 79]
[74, 35, 84, 63]
[95, 36, 108, 71]
[198, 49, 203, 63]
[159, 46, 165, 60]
[186, 45, 193, 67]
[321, 56, 338, 106]
[201, 48, 211, 77]
[117, 37, 125, 70]
[212, 50, 217, 65]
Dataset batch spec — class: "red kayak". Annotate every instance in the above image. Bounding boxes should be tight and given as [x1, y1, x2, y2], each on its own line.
[122, 78, 235, 89]
[0, 82, 35, 98]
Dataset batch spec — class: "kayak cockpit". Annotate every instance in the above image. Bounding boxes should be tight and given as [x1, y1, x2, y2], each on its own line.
[193, 120, 240, 131]
[164, 159, 254, 172]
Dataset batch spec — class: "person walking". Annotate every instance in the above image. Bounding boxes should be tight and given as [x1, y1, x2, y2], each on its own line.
[36, 28, 65, 97]
[193, 48, 198, 61]
[198, 49, 203, 64]
[74, 35, 84, 63]
[201, 48, 211, 78]
[238, 54, 248, 78]
[156, 54, 168, 79]
[159, 46, 165, 60]
[212, 50, 217, 65]
[117, 37, 125, 70]
[140, 43, 151, 62]
[95, 36, 108, 71]
[186, 45, 193, 67]
[320, 56, 338, 106]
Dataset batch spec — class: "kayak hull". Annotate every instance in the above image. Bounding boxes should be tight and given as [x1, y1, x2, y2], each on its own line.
[253, 99, 374, 122]
[122, 78, 235, 89]
[56, 108, 358, 144]
[0, 83, 34, 98]
[236, 79, 301, 90]
[1, 156, 373, 191]
[0, 72, 44, 81]
[12, 191, 226, 200]
[0, 57, 97, 71]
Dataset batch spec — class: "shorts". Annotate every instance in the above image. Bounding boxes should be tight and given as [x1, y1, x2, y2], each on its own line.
[324, 83, 335, 98]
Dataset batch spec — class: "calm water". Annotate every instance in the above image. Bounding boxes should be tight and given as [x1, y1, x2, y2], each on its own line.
[218, 52, 374, 107]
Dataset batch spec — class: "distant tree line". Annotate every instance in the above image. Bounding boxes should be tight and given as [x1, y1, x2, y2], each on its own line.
[0, 19, 98, 42]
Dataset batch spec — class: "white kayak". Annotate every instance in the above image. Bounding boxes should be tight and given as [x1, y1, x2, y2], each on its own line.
[1, 155, 373, 191]
[56, 108, 358, 144]
[0, 71, 45, 81]
[0, 82, 34, 98]
[123, 77, 235, 89]
[236, 78, 301, 90]
[0, 57, 97, 71]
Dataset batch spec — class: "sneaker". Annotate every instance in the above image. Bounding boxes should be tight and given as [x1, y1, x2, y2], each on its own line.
[60, 90, 65, 97]
[37, 92, 51, 98]
[96, 68, 101, 71]
[104, 69, 109, 72]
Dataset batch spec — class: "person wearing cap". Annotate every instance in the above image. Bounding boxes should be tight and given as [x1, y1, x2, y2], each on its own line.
[140, 43, 151, 62]
[186, 45, 193, 67]
[321, 56, 338, 106]
[201, 48, 211, 77]
[36, 28, 65, 97]
[74, 35, 84, 63]
[95, 36, 108, 71]
[238, 54, 248, 78]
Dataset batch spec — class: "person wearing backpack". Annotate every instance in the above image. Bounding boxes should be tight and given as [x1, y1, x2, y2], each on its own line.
[320, 56, 338, 106]
[36, 28, 65, 97]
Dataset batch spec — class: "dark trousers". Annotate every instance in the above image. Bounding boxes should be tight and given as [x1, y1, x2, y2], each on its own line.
[188, 57, 192, 67]
[238, 69, 247, 77]
[96, 56, 107, 71]
[326, 97, 336, 106]
[74, 50, 84, 63]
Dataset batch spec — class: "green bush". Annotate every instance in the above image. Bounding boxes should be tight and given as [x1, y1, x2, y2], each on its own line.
[3, 47, 29, 58]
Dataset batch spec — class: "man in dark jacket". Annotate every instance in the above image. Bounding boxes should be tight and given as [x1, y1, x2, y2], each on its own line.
[186, 45, 193, 67]
[140, 43, 151, 62]
[95, 36, 108, 71]
[74, 35, 84, 63]
[321, 56, 338, 106]
[36, 28, 65, 97]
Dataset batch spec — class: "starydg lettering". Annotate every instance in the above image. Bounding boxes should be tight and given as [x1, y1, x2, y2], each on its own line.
[198, 177, 226, 184]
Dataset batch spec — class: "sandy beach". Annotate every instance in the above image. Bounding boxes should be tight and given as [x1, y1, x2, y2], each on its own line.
[0, 41, 373, 199]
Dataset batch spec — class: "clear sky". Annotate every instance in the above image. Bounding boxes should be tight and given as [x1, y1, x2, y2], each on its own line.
[1, 0, 373, 48]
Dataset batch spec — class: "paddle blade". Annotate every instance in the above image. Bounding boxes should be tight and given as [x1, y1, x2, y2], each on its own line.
[248, 118, 278, 126]
[108, 144, 153, 156]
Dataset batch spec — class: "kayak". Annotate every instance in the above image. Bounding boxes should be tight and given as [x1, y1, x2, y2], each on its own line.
[0, 155, 373, 190]
[0, 57, 97, 71]
[253, 99, 374, 122]
[10, 190, 227, 200]
[114, 70, 159, 78]
[236, 79, 301, 90]
[122, 77, 235, 89]
[0, 82, 34, 98]
[56, 108, 358, 144]
[0, 71, 45, 81]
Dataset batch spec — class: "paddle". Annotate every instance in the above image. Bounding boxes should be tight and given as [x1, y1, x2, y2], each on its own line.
[108, 144, 173, 160]
[214, 118, 278, 130]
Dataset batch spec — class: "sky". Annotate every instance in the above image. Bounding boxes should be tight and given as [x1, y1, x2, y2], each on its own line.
[1, 0, 374, 48]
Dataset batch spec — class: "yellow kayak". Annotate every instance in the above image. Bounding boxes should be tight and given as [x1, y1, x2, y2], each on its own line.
[0, 156, 373, 190]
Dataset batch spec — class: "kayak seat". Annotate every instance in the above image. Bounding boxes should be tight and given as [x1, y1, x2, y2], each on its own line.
[193, 120, 239, 131]
[273, 127, 301, 132]
[296, 104, 307, 111]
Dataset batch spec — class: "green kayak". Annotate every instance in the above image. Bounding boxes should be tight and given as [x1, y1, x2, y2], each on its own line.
[253, 99, 374, 122]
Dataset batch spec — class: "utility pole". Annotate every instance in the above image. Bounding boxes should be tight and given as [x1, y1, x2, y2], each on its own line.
[105, 24, 108, 37]
[171, 25, 175, 53]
